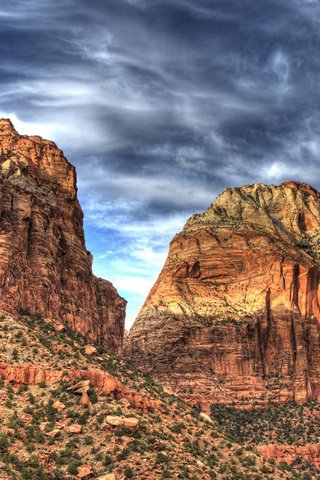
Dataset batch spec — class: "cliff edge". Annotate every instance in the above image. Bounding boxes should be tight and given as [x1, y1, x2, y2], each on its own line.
[0, 119, 126, 353]
[126, 182, 320, 406]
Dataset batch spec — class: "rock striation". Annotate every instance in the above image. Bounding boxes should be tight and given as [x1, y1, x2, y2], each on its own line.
[126, 182, 320, 406]
[0, 362, 159, 412]
[257, 444, 320, 469]
[0, 119, 126, 352]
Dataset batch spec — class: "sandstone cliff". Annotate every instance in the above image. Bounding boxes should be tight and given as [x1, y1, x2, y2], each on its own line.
[0, 119, 126, 352]
[126, 182, 320, 406]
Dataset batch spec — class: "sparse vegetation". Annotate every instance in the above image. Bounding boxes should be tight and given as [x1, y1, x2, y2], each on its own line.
[211, 402, 320, 445]
[0, 311, 318, 479]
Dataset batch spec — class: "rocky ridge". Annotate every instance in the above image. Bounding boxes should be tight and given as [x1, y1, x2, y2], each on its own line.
[126, 182, 320, 407]
[0, 119, 125, 353]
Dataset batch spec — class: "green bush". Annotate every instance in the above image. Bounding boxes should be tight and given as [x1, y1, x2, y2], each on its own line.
[67, 460, 81, 475]
[0, 433, 9, 454]
[124, 467, 134, 478]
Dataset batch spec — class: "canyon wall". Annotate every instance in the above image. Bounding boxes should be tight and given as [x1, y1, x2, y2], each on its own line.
[126, 182, 320, 406]
[0, 119, 126, 353]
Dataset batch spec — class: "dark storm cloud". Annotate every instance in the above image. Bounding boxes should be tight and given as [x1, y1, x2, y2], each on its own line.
[2, 0, 320, 324]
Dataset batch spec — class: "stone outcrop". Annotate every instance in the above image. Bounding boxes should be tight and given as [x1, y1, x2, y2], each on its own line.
[77, 465, 93, 479]
[67, 379, 92, 407]
[0, 363, 159, 412]
[0, 119, 126, 352]
[257, 444, 320, 469]
[126, 182, 320, 406]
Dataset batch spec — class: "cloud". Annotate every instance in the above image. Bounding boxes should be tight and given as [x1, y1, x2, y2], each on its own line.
[269, 50, 290, 84]
[1, 0, 320, 326]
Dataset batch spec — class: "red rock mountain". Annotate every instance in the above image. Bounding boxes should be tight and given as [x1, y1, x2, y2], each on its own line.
[0, 119, 126, 353]
[126, 182, 320, 407]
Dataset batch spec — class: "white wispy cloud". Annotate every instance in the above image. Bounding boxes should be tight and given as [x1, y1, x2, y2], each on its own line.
[2, 0, 320, 328]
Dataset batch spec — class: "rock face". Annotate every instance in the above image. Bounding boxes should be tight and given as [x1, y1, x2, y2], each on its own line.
[126, 182, 320, 406]
[0, 362, 160, 412]
[0, 119, 126, 352]
[257, 444, 320, 469]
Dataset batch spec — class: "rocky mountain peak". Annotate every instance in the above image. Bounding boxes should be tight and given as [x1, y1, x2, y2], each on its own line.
[184, 182, 320, 261]
[280, 180, 320, 196]
[126, 181, 320, 408]
[0, 120, 126, 352]
[0, 118, 18, 136]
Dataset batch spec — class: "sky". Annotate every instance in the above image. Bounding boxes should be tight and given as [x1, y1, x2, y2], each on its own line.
[1, 0, 320, 327]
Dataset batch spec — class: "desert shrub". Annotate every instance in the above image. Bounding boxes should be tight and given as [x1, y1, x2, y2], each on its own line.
[0, 433, 9, 454]
[124, 467, 134, 478]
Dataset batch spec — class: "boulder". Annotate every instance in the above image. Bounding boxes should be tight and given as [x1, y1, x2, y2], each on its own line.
[53, 400, 66, 411]
[68, 424, 82, 434]
[105, 415, 124, 427]
[77, 465, 93, 479]
[84, 345, 97, 355]
[46, 428, 60, 438]
[200, 412, 213, 424]
[96, 474, 116, 480]
[123, 417, 139, 428]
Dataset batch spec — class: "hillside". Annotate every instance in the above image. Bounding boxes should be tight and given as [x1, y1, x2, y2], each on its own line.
[0, 309, 314, 480]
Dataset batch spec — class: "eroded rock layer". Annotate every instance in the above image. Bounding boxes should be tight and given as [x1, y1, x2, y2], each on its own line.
[257, 445, 320, 469]
[0, 363, 159, 412]
[0, 119, 126, 352]
[126, 182, 320, 406]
